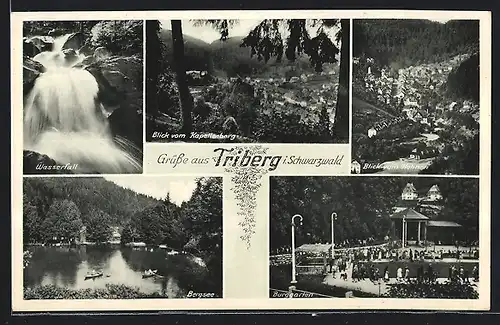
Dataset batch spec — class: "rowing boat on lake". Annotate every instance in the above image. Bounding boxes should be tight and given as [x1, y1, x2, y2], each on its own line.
[84, 271, 103, 280]
[142, 269, 158, 278]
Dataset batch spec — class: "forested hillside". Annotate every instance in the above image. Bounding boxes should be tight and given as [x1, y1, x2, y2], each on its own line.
[353, 19, 479, 68]
[269, 177, 479, 250]
[158, 28, 334, 78]
[23, 177, 158, 230]
[158, 29, 214, 73]
[446, 53, 480, 103]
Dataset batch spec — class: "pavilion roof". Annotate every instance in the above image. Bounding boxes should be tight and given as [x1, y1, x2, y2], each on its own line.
[296, 244, 331, 253]
[390, 208, 429, 220]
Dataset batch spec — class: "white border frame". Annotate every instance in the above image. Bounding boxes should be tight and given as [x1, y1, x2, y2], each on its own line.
[11, 9, 491, 311]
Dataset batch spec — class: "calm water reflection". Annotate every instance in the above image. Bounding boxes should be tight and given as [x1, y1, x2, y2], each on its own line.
[24, 246, 218, 297]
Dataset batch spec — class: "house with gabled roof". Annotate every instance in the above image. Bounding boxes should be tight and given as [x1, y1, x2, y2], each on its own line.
[401, 182, 418, 201]
[351, 160, 361, 174]
[426, 185, 443, 201]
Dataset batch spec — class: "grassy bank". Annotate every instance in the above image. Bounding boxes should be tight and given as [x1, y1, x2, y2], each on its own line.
[24, 284, 164, 299]
[23, 283, 223, 300]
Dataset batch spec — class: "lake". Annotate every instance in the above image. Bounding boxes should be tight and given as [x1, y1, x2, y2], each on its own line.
[24, 245, 221, 298]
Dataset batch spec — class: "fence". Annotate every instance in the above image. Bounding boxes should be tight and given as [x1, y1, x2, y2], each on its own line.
[296, 265, 325, 275]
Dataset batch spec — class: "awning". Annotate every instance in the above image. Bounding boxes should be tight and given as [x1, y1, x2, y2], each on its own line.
[427, 220, 462, 228]
[296, 244, 331, 253]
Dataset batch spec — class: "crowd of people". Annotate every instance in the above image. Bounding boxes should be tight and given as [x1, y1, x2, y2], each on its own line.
[271, 241, 479, 263]
[270, 240, 480, 287]
[347, 246, 479, 262]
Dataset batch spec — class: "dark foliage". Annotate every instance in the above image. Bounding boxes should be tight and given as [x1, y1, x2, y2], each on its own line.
[447, 53, 479, 103]
[386, 279, 478, 299]
[269, 177, 478, 251]
[353, 19, 479, 67]
[24, 21, 143, 56]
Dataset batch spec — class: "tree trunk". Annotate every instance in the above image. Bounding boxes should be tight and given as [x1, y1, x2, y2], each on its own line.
[333, 19, 350, 143]
[146, 20, 160, 117]
[171, 20, 193, 137]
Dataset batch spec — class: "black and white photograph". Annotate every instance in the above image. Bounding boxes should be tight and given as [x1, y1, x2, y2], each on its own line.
[351, 19, 480, 175]
[145, 19, 350, 144]
[23, 20, 144, 174]
[269, 176, 479, 299]
[22, 176, 222, 299]
[11, 10, 490, 312]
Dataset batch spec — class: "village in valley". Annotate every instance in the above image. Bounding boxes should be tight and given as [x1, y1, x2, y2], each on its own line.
[151, 63, 343, 144]
[192, 69, 340, 126]
[351, 20, 480, 175]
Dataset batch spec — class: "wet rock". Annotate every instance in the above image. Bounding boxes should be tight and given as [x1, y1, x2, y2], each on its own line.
[23, 40, 41, 57]
[61, 32, 85, 51]
[93, 47, 111, 61]
[83, 55, 143, 147]
[78, 43, 94, 57]
[95, 55, 143, 90]
[26, 36, 54, 52]
[77, 55, 95, 67]
[23, 150, 72, 174]
[108, 104, 143, 150]
[23, 56, 45, 94]
[85, 55, 143, 113]
[85, 65, 123, 111]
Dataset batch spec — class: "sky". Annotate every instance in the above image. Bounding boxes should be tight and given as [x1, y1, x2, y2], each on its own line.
[159, 19, 453, 44]
[103, 176, 198, 205]
[160, 19, 261, 43]
[160, 19, 340, 44]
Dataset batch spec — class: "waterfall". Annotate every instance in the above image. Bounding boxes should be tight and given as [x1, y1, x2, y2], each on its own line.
[24, 33, 141, 173]
[52, 33, 72, 52]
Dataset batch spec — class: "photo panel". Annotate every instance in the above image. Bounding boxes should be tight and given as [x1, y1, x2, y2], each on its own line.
[22, 20, 144, 174]
[21, 176, 223, 300]
[269, 176, 480, 300]
[145, 18, 350, 144]
[350, 19, 480, 175]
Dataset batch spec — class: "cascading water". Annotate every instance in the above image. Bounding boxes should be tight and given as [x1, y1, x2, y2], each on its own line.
[52, 33, 72, 52]
[24, 33, 142, 173]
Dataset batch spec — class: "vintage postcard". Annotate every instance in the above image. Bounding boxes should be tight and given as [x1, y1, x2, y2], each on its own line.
[11, 9, 491, 312]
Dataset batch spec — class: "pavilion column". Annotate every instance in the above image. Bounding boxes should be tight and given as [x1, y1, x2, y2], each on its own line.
[417, 221, 421, 245]
[405, 220, 408, 246]
[424, 222, 427, 246]
[401, 218, 405, 248]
